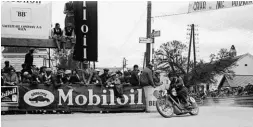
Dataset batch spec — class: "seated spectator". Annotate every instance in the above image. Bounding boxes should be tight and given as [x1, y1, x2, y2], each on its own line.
[3, 67, 19, 86]
[90, 70, 102, 85]
[3, 61, 15, 73]
[1, 69, 4, 86]
[20, 64, 27, 80]
[51, 23, 63, 53]
[53, 73, 64, 88]
[42, 68, 54, 86]
[70, 69, 80, 84]
[63, 23, 75, 52]
[130, 65, 140, 86]
[31, 68, 40, 85]
[62, 70, 72, 84]
[100, 68, 110, 86]
[122, 71, 131, 84]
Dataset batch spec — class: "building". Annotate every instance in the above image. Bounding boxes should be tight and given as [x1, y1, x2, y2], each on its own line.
[209, 53, 253, 91]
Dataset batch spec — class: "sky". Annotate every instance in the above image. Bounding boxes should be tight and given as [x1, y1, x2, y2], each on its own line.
[52, 1, 253, 68]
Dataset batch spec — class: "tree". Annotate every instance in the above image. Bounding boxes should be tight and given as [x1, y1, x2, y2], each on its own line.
[155, 41, 237, 88]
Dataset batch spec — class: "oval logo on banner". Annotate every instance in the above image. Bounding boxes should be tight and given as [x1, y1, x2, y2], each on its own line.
[24, 89, 54, 107]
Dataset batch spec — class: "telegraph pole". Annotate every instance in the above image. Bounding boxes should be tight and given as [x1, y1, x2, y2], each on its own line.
[146, 1, 152, 67]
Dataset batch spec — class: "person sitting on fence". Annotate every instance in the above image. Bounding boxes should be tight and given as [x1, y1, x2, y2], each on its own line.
[62, 70, 72, 84]
[51, 23, 63, 53]
[3, 61, 15, 73]
[3, 67, 19, 86]
[69, 69, 80, 84]
[63, 23, 75, 52]
[42, 68, 53, 86]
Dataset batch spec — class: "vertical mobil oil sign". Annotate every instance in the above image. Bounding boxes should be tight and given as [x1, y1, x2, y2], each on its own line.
[73, 1, 98, 62]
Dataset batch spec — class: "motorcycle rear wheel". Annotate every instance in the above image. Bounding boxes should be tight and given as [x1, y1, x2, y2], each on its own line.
[156, 98, 174, 118]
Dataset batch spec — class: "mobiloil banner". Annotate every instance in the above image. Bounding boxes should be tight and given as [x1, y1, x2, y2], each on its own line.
[1, 86, 19, 103]
[18, 84, 146, 111]
[1, 1, 52, 39]
[188, 1, 253, 13]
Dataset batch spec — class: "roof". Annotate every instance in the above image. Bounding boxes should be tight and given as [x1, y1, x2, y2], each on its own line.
[2, 47, 47, 53]
[219, 75, 253, 88]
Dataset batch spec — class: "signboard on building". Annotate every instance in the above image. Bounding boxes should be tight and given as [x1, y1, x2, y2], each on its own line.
[73, 1, 98, 62]
[1, 1, 52, 39]
[188, 1, 253, 13]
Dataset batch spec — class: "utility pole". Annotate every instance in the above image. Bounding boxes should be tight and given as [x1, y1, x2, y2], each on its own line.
[186, 24, 197, 74]
[192, 24, 197, 68]
[146, 1, 152, 67]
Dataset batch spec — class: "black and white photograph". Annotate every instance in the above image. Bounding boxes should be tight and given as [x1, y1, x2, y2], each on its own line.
[1, 1, 253, 127]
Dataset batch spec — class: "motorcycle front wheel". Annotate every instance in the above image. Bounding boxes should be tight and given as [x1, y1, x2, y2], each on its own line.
[156, 98, 174, 118]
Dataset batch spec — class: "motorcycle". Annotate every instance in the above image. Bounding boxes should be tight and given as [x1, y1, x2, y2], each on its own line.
[153, 88, 199, 118]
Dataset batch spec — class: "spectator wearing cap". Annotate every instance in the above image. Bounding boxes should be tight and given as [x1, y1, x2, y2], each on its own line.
[42, 68, 53, 86]
[140, 63, 155, 88]
[90, 69, 102, 85]
[3, 67, 19, 86]
[106, 72, 123, 98]
[62, 70, 72, 84]
[100, 68, 110, 86]
[24, 48, 35, 74]
[130, 65, 140, 86]
[3, 61, 15, 73]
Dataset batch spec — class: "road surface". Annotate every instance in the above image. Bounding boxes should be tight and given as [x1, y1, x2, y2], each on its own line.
[2, 106, 253, 127]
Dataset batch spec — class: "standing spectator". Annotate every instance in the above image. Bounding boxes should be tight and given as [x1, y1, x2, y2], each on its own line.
[51, 23, 63, 53]
[24, 48, 35, 74]
[140, 63, 155, 88]
[3, 61, 14, 73]
[153, 70, 162, 86]
[130, 65, 140, 86]
[64, 1, 74, 28]
[3, 68, 19, 86]
[70, 69, 80, 84]
[63, 23, 75, 52]
[100, 68, 110, 86]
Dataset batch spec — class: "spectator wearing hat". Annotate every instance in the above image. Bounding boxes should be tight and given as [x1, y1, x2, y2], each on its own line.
[130, 65, 140, 86]
[24, 48, 35, 74]
[106, 72, 123, 98]
[42, 68, 53, 86]
[100, 68, 110, 86]
[140, 63, 155, 88]
[3, 61, 15, 73]
[90, 69, 102, 85]
[3, 67, 19, 86]
[62, 70, 72, 84]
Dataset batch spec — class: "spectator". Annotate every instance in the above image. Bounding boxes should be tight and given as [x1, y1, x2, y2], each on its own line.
[31, 68, 40, 85]
[42, 68, 53, 86]
[63, 23, 75, 52]
[64, 1, 74, 28]
[81, 61, 94, 84]
[140, 63, 155, 88]
[51, 23, 63, 53]
[106, 72, 123, 98]
[90, 70, 102, 85]
[62, 70, 72, 84]
[38, 66, 47, 82]
[22, 72, 32, 83]
[24, 48, 35, 74]
[3, 67, 19, 86]
[100, 68, 110, 86]
[70, 69, 80, 84]
[20, 64, 27, 80]
[53, 73, 64, 88]
[3, 61, 14, 73]
[130, 65, 140, 86]
[1, 69, 4, 86]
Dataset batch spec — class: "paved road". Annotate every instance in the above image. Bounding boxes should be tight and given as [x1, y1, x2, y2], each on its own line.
[2, 106, 253, 127]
